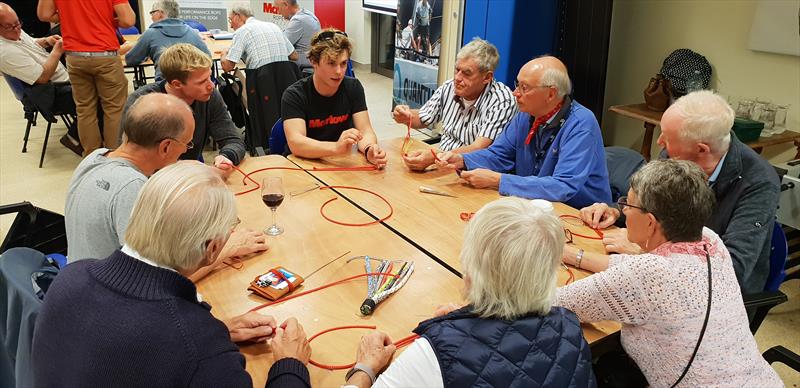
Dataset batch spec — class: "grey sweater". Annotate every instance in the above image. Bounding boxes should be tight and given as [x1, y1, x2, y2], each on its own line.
[124, 82, 246, 165]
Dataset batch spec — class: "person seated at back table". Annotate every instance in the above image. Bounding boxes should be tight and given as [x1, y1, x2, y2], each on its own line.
[436, 56, 611, 209]
[391, 37, 516, 171]
[281, 29, 387, 168]
[35, 161, 313, 387]
[124, 0, 211, 83]
[342, 197, 595, 388]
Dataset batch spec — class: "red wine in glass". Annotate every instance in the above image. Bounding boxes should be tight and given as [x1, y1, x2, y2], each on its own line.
[261, 177, 284, 236]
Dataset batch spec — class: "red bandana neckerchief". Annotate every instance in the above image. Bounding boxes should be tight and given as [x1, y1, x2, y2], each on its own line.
[524, 101, 564, 145]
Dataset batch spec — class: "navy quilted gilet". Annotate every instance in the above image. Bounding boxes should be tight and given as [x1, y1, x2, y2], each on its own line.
[414, 306, 596, 388]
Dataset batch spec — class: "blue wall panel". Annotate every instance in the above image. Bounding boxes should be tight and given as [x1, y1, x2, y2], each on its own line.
[462, 0, 558, 87]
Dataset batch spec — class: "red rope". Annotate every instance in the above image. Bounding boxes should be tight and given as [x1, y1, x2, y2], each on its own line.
[319, 186, 394, 227]
[559, 214, 604, 240]
[229, 164, 377, 196]
[248, 272, 397, 313]
[307, 325, 420, 370]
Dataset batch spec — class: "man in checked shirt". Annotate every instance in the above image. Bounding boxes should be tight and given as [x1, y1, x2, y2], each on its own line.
[392, 38, 517, 171]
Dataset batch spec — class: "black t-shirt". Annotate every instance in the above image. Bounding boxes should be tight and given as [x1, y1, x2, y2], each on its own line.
[281, 76, 368, 142]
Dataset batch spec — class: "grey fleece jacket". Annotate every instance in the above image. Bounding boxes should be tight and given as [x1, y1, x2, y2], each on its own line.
[124, 18, 211, 82]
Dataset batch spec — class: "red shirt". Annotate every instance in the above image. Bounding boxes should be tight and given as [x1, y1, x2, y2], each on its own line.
[54, 0, 128, 52]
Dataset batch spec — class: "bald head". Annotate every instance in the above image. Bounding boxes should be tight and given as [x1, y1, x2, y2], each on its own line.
[518, 56, 571, 98]
[121, 93, 194, 148]
[0, 2, 21, 41]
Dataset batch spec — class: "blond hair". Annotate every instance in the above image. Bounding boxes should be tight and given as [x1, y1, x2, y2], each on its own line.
[125, 161, 237, 272]
[461, 197, 564, 319]
[307, 28, 352, 64]
[158, 43, 212, 83]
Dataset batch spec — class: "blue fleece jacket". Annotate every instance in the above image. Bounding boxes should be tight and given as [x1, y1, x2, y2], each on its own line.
[125, 18, 211, 82]
[462, 99, 611, 209]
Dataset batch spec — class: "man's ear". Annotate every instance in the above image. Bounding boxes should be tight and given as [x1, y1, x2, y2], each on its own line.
[696, 142, 711, 155]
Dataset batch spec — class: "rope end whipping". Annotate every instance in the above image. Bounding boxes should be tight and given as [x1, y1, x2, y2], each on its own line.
[360, 299, 377, 315]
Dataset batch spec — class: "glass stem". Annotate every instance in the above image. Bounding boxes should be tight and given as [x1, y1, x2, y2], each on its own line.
[271, 207, 277, 228]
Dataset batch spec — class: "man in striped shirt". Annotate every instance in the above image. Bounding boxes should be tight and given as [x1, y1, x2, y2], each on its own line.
[392, 38, 516, 171]
[436, 56, 611, 209]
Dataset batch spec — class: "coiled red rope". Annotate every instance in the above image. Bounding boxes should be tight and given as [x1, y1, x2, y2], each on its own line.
[228, 164, 377, 196]
[559, 214, 604, 240]
[308, 325, 420, 370]
[319, 186, 394, 227]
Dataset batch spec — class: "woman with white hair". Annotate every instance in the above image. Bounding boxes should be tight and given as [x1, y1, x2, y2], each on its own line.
[32, 161, 312, 387]
[343, 197, 595, 388]
[558, 159, 782, 387]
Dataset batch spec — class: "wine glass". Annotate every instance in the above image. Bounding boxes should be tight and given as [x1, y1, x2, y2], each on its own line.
[261, 177, 284, 236]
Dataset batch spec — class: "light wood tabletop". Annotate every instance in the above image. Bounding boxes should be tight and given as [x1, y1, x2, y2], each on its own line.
[198, 154, 621, 387]
[288, 137, 613, 274]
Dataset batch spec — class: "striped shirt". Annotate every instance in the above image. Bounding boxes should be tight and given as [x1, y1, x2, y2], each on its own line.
[418, 79, 517, 151]
[227, 17, 295, 69]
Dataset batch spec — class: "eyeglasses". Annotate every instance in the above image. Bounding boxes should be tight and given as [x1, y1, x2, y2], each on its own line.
[149, 9, 162, 15]
[0, 21, 22, 30]
[313, 30, 348, 44]
[617, 196, 656, 218]
[161, 137, 194, 150]
[513, 80, 551, 94]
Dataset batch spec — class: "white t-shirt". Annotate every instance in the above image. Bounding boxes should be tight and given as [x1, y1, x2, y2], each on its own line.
[0, 31, 69, 85]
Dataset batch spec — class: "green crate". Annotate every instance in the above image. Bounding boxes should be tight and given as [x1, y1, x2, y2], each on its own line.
[732, 117, 765, 143]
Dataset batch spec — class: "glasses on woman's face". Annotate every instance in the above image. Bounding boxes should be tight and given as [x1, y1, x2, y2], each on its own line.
[617, 196, 656, 219]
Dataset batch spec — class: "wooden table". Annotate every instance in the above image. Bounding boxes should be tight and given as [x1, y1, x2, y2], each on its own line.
[289, 137, 611, 275]
[198, 154, 621, 387]
[610, 103, 800, 161]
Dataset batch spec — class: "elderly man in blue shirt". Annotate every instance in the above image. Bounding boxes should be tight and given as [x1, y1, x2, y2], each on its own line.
[438, 56, 611, 209]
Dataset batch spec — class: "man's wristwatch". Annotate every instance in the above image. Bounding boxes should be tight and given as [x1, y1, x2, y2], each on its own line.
[345, 363, 376, 384]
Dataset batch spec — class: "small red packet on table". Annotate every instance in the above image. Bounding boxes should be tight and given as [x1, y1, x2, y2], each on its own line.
[248, 267, 304, 300]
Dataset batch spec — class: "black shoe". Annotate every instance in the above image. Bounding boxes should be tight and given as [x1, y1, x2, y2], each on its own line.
[59, 134, 83, 156]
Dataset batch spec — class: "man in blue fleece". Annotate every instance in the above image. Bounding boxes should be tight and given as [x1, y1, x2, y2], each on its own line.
[437, 56, 611, 209]
[125, 0, 210, 82]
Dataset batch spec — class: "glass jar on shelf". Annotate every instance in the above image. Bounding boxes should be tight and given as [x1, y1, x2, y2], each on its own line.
[772, 104, 789, 135]
[736, 99, 754, 118]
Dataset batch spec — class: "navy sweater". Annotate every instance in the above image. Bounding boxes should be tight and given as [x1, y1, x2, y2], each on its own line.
[31, 250, 310, 387]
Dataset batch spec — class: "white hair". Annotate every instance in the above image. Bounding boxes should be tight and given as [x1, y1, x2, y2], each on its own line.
[539, 67, 571, 99]
[671, 90, 734, 152]
[456, 37, 500, 73]
[230, 4, 253, 18]
[461, 197, 564, 319]
[125, 161, 237, 272]
[152, 0, 179, 18]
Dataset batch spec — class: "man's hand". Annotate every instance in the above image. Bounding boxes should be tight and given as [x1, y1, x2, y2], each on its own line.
[220, 229, 269, 259]
[45, 35, 62, 47]
[392, 104, 412, 124]
[335, 128, 363, 154]
[51, 40, 63, 56]
[401, 150, 434, 171]
[225, 312, 277, 343]
[213, 155, 235, 180]
[366, 144, 387, 169]
[460, 168, 501, 189]
[579, 202, 620, 229]
[271, 318, 312, 364]
[602, 228, 642, 254]
[436, 151, 464, 170]
[355, 331, 396, 373]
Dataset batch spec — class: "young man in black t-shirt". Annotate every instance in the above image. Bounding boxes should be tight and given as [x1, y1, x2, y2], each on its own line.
[281, 29, 387, 167]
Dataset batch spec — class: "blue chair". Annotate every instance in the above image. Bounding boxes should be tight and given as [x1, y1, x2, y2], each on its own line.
[346, 59, 355, 78]
[118, 26, 139, 35]
[764, 221, 788, 292]
[269, 118, 287, 155]
[184, 20, 208, 32]
[3, 75, 77, 168]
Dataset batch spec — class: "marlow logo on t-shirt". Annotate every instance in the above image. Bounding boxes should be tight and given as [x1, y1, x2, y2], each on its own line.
[308, 114, 349, 129]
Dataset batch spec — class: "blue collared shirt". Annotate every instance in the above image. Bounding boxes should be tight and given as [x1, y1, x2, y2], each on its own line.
[708, 152, 728, 186]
